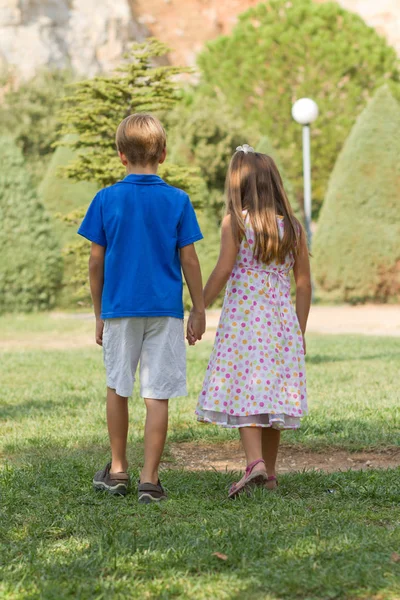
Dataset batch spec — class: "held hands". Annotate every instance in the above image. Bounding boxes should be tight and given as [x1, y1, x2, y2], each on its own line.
[186, 309, 206, 346]
[95, 318, 104, 346]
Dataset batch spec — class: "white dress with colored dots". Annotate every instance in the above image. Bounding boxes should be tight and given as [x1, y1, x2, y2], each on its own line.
[196, 216, 307, 429]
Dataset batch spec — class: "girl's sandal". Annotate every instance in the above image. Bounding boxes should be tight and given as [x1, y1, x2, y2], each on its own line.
[228, 458, 268, 499]
[265, 475, 278, 490]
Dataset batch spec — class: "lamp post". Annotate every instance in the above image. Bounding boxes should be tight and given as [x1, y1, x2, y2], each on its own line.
[291, 98, 319, 249]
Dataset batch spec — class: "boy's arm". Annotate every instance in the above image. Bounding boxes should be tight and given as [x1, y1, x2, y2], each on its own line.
[89, 242, 105, 346]
[293, 232, 312, 354]
[180, 244, 205, 344]
[203, 215, 239, 308]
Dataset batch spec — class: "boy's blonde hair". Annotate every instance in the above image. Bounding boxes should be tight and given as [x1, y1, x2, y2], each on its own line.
[115, 113, 166, 166]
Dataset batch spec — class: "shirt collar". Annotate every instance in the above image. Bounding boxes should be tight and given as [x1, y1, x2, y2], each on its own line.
[122, 174, 165, 185]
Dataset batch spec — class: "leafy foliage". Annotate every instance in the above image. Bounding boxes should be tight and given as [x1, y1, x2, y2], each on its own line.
[0, 69, 73, 184]
[313, 86, 400, 303]
[197, 0, 400, 216]
[0, 138, 62, 313]
[167, 94, 251, 220]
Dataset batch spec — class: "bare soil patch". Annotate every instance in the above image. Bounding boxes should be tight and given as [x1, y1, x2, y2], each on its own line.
[167, 441, 400, 473]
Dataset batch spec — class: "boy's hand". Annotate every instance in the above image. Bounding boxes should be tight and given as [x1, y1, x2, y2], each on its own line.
[95, 318, 104, 346]
[187, 309, 206, 346]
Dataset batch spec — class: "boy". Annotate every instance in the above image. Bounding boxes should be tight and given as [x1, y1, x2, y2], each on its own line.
[78, 113, 205, 503]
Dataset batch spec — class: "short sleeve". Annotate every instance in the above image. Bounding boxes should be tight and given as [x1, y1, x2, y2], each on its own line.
[177, 196, 203, 249]
[77, 193, 107, 247]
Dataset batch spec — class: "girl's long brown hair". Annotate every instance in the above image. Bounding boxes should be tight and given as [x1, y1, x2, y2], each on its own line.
[226, 151, 302, 263]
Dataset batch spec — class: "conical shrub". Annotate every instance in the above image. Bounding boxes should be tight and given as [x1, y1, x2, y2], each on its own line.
[0, 138, 62, 313]
[313, 86, 400, 302]
[38, 139, 98, 245]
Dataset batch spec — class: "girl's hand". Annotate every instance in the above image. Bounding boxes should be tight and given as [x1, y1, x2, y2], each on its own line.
[302, 333, 306, 355]
[187, 309, 206, 345]
[95, 318, 104, 346]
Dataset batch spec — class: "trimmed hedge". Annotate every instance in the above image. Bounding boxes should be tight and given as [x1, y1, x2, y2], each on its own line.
[0, 138, 62, 313]
[313, 86, 400, 303]
[197, 0, 400, 216]
[38, 141, 98, 245]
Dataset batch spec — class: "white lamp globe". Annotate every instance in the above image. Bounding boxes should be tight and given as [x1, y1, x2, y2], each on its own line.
[292, 98, 319, 125]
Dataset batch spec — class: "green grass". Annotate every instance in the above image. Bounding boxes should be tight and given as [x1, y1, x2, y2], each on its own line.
[0, 315, 399, 599]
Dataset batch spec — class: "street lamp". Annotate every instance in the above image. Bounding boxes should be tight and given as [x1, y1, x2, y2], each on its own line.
[291, 98, 319, 248]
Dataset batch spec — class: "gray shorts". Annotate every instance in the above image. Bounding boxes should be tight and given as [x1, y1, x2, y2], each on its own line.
[103, 317, 187, 399]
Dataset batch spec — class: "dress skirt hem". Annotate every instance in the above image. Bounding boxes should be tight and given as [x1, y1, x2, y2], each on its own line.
[195, 408, 301, 430]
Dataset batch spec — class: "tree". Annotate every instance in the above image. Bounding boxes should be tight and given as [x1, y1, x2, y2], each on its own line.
[0, 138, 62, 313]
[56, 39, 204, 306]
[0, 69, 73, 185]
[57, 38, 202, 197]
[197, 0, 400, 216]
[313, 86, 400, 303]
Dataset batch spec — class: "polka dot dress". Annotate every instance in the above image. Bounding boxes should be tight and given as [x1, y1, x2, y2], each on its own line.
[196, 216, 307, 430]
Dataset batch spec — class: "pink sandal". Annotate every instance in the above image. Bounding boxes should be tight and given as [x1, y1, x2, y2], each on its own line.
[228, 458, 268, 499]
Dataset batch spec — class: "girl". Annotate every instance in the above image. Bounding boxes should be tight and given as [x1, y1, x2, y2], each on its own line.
[194, 144, 311, 498]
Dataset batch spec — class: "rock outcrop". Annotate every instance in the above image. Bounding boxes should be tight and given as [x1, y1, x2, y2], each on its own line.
[0, 0, 145, 79]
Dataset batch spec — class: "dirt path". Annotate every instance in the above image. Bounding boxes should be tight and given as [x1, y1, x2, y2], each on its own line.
[167, 441, 400, 473]
[203, 305, 400, 340]
[1, 305, 399, 350]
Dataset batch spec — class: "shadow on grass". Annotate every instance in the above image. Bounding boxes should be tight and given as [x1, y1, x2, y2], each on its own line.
[0, 394, 93, 421]
[1, 447, 399, 599]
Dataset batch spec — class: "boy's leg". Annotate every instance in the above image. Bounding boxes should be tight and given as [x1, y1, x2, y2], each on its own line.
[140, 398, 169, 484]
[262, 428, 280, 488]
[138, 317, 187, 490]
[107, 387, 129, 473]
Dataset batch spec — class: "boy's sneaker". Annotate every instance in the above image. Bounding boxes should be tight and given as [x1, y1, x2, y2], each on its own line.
[138, 480, 167, 504]
[93, 462, 129, 496]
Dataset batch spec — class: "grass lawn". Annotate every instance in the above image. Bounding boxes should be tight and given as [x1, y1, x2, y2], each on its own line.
[0, 315, 399, 599]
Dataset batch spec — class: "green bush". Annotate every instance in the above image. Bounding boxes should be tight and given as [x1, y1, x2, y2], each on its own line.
[167, 95, 251, 220]
[0, 138, 62, 313]
[197, 0, 400, 216]
[313, 86, 400, 303]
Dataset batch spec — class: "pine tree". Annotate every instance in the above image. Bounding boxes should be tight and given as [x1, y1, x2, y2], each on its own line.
[58, 38, 202, 199]
[313, 86, 400, 302]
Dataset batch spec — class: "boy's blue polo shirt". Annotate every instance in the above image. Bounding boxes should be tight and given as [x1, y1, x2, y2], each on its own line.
[78, 174, 203, 320]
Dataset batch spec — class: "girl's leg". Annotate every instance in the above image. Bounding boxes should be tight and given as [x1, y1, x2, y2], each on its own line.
[234, 427, 267, 486]
[262, 428, 280, 489]
[107, 387, 129, 473]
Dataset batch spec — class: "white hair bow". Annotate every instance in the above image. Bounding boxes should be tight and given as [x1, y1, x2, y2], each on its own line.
[236, 144, 255, 154]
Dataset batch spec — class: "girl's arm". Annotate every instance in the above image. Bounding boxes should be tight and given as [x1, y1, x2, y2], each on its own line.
[293, 232, 312, 351]
[203, 215, 239, 308]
